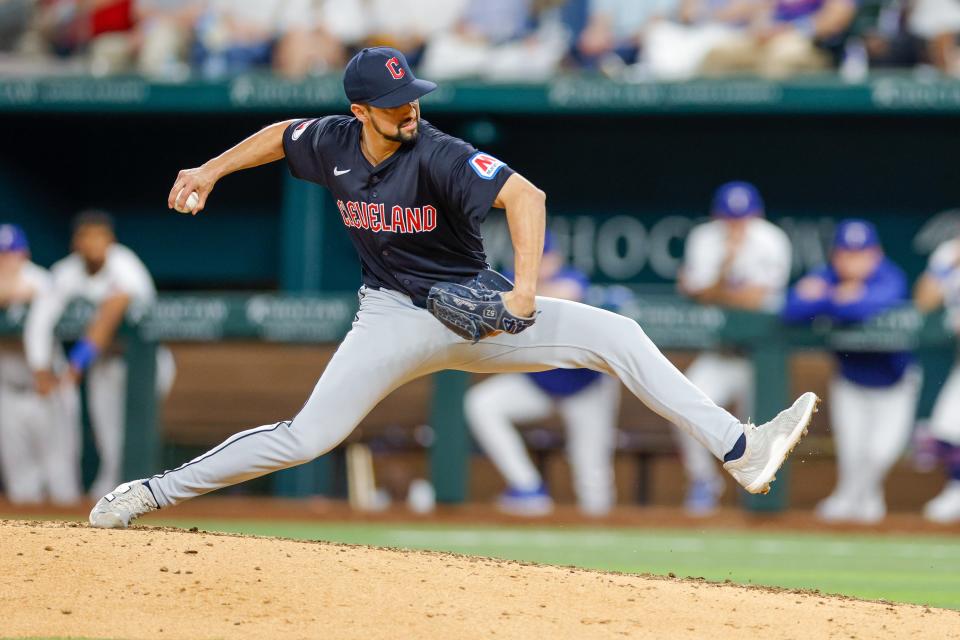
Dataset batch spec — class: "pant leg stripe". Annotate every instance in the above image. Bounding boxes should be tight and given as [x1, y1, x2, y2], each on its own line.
[150, 420, 293, 481]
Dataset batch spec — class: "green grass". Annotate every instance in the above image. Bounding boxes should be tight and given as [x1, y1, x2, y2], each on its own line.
[144, 518, 960, 610]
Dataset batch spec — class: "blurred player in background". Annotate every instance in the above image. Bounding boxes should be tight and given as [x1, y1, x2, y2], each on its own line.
[913, 234, 960, 523]
[784, 219, 918, 523]
[676, 182, 792, 515]
[25, 210, 174, 499]
[0, 224, 81, 505]
[465, 233, 620, 517]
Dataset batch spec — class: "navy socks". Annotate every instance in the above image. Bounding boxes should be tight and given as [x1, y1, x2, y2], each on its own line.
[723, 432, 747, 463]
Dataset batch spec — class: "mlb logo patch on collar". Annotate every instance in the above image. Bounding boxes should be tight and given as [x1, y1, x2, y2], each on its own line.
[468, 152, 505, 180]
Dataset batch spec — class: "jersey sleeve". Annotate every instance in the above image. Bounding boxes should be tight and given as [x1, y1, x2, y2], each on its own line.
[282, 117, 335, 187]
[829, 261, 908, 323]
[781, 267, 833, 324]
[927, 240, 960, 281]
[680, 224, 721, 293]
[428, 137, 516, 223]
[109, 248, 157, 306]
[749, 226, 793, 291]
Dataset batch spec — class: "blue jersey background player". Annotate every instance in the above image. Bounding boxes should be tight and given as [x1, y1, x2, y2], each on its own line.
[465, 233, 621, 516]
[783, 219, 919, 523]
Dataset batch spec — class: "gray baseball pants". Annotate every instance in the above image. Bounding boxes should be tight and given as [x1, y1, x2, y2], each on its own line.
[148, 287, 743, 507]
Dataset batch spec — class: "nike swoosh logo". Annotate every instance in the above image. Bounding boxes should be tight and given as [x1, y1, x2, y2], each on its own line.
[333, 167, 351, 176]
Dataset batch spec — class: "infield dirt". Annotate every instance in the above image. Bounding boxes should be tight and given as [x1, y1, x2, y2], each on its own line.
[2, 520, 958, 640]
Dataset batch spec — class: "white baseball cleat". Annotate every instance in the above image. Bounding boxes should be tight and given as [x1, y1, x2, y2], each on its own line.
[923, 481, 960, 524]
[724, 392, 819, 495]
[89, 480, 158, 529]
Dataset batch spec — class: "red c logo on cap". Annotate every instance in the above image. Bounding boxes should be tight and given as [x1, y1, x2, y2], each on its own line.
[386, 57, 405, 80]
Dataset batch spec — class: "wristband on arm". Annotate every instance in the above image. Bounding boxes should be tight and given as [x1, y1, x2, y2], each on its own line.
[68, 339, 100, 373]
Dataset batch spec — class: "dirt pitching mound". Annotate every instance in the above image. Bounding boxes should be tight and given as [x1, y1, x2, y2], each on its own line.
[2, 520, 957, 640]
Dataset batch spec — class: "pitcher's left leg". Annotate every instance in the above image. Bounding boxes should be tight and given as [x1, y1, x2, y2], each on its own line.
[453, 298, 743, 459]
[452, 298, 817, 494]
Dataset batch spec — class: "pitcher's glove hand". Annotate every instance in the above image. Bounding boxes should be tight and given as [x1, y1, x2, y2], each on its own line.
[427, 279, 537, 343]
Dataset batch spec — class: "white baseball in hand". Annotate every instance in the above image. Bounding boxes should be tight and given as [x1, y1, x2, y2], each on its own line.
[175, 189, 200, 214]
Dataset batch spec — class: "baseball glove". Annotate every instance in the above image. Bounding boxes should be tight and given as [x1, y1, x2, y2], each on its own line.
[426, 270, 537, 343]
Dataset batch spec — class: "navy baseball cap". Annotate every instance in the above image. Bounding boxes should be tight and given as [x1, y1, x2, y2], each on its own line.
[834, 219, 880, 251]
[712, 181, 764, 218]
[0, 224, 28, 253]
[343, 47, 437, 108]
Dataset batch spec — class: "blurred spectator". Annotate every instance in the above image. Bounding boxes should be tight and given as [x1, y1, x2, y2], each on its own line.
[192, 0, 326, 79]
[465, 234, 620, 517]
[0, 0, 34, 53]
[421, 0, 571, 81]
[642, 0, 758, 80]
[132, 0, 200, 79]
[784, 219, 918, 524]
[0, 223, 81, 505]
[29, 0, 136, 74]
[676, 182, 792, 515]
[359, 0, 468, 65]
[701, 0, 857, 77]
[576, 0, 680, 70]
[24, 210, 174, 498]
[909, 0, 960, 75]
[913, 235, 960, 523]
[860, 0, 925, 70]
[315, 0, 367, 52]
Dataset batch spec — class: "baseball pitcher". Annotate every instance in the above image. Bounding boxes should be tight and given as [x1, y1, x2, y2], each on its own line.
[89, 47, 818, 528]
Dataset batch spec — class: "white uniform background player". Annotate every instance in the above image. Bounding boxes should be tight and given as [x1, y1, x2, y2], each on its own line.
[465, 235, 620, 517]
[25, 212, 174, 499]
[0, 224, 81, 505]
[677, 182, 792, 515]
[914, 236, 960, 523]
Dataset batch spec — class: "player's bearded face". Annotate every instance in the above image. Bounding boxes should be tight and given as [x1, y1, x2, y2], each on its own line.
[367, 101, 420, 143]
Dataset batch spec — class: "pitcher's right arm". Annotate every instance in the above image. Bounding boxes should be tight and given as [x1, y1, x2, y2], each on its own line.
[168, 119, 298, 215]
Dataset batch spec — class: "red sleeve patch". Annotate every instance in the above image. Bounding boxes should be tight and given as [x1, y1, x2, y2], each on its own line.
[468, 152, 505, 180]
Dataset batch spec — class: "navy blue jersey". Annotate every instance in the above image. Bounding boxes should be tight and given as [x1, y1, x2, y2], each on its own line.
[782, 258, 914, 387]
[283, 116, 515, 307]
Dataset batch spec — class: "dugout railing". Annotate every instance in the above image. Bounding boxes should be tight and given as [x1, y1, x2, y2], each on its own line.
[0, 294, 953, 511]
